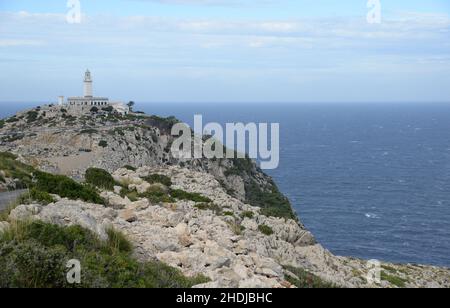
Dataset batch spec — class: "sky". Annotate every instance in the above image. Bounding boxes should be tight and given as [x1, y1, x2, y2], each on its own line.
[0, 0, 449, 103]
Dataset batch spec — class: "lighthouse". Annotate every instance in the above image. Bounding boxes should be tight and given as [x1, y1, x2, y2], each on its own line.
[84, 69, 93, 97]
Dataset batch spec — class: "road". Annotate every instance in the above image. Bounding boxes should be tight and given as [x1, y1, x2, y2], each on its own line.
[0, 189, 27, 212]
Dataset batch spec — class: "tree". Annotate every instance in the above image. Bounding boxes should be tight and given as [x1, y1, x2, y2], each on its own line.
[90, 107, 99, 113]
[127, 101, 135, 112]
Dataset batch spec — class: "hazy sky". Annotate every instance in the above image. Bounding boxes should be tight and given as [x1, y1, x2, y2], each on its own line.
[0, 0, 449, 103]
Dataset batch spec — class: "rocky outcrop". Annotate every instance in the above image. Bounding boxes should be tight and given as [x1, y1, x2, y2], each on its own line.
[4, 165, 450, 288]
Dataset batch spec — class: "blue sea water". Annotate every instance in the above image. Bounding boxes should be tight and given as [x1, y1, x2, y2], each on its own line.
[1, 102, 450, 267]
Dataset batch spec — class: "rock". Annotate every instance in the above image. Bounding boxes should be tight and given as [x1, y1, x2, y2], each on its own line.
[9, 204, 42, 221]
[101, 192, 131, 209]
[129, 182, 151, 194]
[241, 218, 258, 231]
[0, 221, 10, 234]
[113, 185, 122, 195]
[119, 209, 137, 223]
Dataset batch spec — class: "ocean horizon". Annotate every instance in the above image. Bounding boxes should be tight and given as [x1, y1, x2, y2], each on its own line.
[1, 102, 450, 267]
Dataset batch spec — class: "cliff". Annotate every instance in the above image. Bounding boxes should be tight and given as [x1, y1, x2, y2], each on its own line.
[1, 106, 449, 288]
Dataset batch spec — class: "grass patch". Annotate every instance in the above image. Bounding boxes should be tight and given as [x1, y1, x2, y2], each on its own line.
[170, 189, 211, 203]
[258, 224, 274, 236]
[284, 265, 337, 288]
[381, 271, 407, 288]
[142, 174, 172, 187]
[0, 221, 209, 288]
[85, 168, 115, 191]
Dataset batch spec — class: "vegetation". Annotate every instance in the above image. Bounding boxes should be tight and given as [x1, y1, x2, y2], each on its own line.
[194, 202, 222, 215]
[34, 172, 104, 205]
[240, 211, 254, 219]
[245, 179, 296, 220]
[142, 186, 175, 204]
[78, 129, 98, 135]
[258, 224, 274, 236]
[228, 221, 245, 235]
[0, 119, 5, 129]
[0, 221, 209, 288]
[26, 111, 39, 123]
[0, 152, 34, 188]
[122, 165, 137, 171]
[284, 265, 337, 288]
[85, 168, 115, 191]
[170, 189, 211, 203]
[119, 187, 139, 202]
[381, 271, 407, 288]
[98, 140, 108, 148]
[142, 174, 172, 187]
[19, 188, 56, 205]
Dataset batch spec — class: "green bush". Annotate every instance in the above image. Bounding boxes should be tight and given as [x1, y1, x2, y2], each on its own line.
[245, 179, 296, 220]
[119, 187, 139, 202]
[0, 221, 209, 288]
[194, 203, 222, 215]
[170, 189, 211, 203]
[34, 171, 104, 204]
[258, 224, 274, 236]
[123, 165, 137, 171]
[143, 186, 174, 204]
[142, 174, 172, 187]
[85, 168, 115, 191]
[0, 119, 5, 129]
[284, 265, 337, 288]
[26, 111, 39, 123]
[25, 188, 56, 205]
[241, 211, 254, 219]
[98, 140, 108, 148]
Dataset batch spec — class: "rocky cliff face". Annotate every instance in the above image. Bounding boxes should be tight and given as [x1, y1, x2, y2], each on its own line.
[0, 106, 294, 220]
[1, 106, 450, 288]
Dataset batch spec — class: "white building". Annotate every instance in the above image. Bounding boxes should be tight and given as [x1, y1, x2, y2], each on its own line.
[61, 70, 129, 115]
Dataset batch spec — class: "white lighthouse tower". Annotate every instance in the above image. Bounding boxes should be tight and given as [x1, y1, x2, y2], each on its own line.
[84, 69, 93, 97]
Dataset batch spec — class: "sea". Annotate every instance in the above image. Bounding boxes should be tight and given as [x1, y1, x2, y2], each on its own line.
[1, 102, 450, 267]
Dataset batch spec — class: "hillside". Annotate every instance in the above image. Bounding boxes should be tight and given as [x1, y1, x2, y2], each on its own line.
[1, 105, 450, 288]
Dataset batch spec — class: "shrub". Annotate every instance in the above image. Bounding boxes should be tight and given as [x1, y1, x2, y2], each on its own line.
[85, 168, 115, 191]
[142, 174, 172, 187]
[284, 265, 337, 288]
[241, 211, 254, 219]
[123, 165, 137, 171]
[258, 224, 274, 236]
[143, 186, 174, 204]
[34, 171, 104, 204]
[79, 129, 98, 135]
[170, 189, 211, 203]
[98, 140, 108, 148]
[26, 111, 39, 123]
[222, 211, 235, 217]
[27, 188, 55, 205]
[194, 203, 222, 215]
[245, 179, 296, 220]
[0, 221, 209, 288]
[119, 187, 139, 202]
[228, 222, 245, 235]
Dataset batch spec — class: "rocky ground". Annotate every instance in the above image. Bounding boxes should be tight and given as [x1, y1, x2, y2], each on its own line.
[3, 165, 450, 288]
[1, 105, 450, 288]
